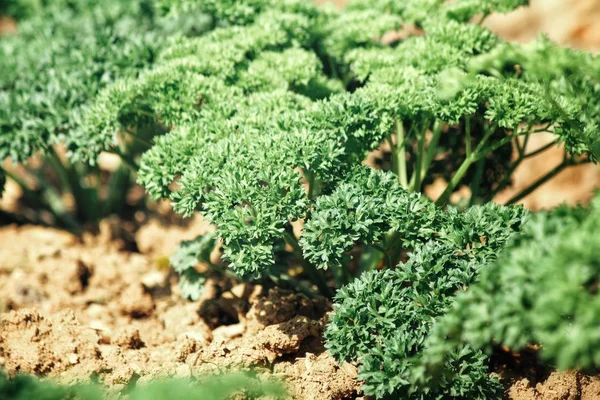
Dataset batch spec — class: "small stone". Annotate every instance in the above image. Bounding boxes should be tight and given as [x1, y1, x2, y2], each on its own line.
[212, 323, 245, 341]
[175, 364, 192, 378]
[86, 304, 107, 319]
[68, 353, 79, 365]
[178, 330, 209, 343]
[230, 284, 246, 298]
[141, 271, 168, 289]
[119, 284, 154, 318]
[89, 320, 111, 344]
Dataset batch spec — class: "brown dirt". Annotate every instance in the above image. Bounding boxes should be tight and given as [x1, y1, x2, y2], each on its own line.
[507, 371, 600, 400]
[0, 224, 359, 399]
[0, 17, 17, 35]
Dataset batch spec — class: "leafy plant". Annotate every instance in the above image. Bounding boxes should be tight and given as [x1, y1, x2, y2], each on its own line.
[67, 0, 599, 397]
[421, 193, 600, 376]
[324, 198, 526, 398]
[3, 0, 600, 398]
[170, 231, 218, 300]
[0, 370, 287, 400]
[0, 0, 212, 229]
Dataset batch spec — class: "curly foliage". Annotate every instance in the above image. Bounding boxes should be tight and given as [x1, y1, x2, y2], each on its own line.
[467, 36, 600, 160]
[170, 232, 217, 300]
[346, 0, 528, 23]
[423, 194, 600, 373]
[0, 0, 101, 20]
[301, 167, 441, 272]
[157, 0, 320, 26]
[0, 0, 209, 164]
[325, 197, 526, 398]
[79, 0, 599, 348]
[0, 370, 287, 400]
[6, 1, 600, 397]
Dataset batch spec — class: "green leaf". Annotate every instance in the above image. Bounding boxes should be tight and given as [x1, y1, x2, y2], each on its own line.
[170, 232, 218, 274]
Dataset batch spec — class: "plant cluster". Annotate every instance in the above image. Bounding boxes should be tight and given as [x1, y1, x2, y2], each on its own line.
[0, 370, 286, 400]
[325, 199, 526, 398]
[421, 192, 600, 375]
[77, 0, 597, 278]
[0, 0, 212, 228]
[3, 0, 600, 398]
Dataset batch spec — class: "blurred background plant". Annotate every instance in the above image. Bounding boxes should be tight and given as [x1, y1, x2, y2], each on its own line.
[0, 0, 213, 231]
[0, 369, 288, 400]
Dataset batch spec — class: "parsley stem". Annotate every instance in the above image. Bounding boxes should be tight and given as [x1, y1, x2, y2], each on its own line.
[397, 121, 408, 189]
[412, 121, 428, 192]
[3, 167, 80, 230]
[469, 158, 485, 206]
[436, 156, 474, 206]
[109, 148, 140, 171]
[307, 170, 316, 200]
[3, 169, 53, 216]
[506, 157, 582, 205]
[490, 137, 558, 199]
[465, 117, 472, 158]
[46, 147, 74, 196]
[420, 120, 443, 183]
[386, 121, 409, 190]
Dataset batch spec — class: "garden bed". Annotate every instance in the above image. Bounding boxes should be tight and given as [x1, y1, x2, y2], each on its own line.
[1, 221, 599, 399]
[2, 1, 600, 399]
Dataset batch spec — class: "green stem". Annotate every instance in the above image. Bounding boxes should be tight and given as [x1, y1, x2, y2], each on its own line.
[397, 121, 408, 189]
[420, 120, 443, 182]
[506, 157, 582, 205]
[307, 171, 316, 200]
[109, 148, 140, 172]
[490, 138, 558, 200]
[436, 156, 474, 206]
[478, 11, 490, 26]
[469, 158, 485, 206]
[437, 123, 497, 206]
[3, 168, 80, 230]
[46, 148, 73, 194]
[283, 231, 333, 297]
[412, 121, 428, 192]
[124, 128, 154, 148]
[523, 139, 558, 159]
[103, 164, 132, 216]
[3, 169, 49, 212]
[436, 124, 496, 206]
[357, 246, 385, 275]
[48, 147, 100, 224]
[465, 117, 472, 158]
[386, 121, 409, 190]
[386, 135, 397, 174]
[385, 230, 405, 268]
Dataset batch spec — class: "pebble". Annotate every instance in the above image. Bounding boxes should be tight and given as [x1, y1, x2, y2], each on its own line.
[175, 364, 192, 378]
[177, 330, 209, 343]
[212, 322, 245, 341]
[141, 271, 168, 289]
[68, 353, 79, 365]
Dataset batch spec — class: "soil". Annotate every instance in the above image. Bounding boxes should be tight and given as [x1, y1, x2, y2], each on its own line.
[0, 222, 359, 399]
[2, 1, 600, 399]
[507, 371, 600, 400]
[1, 222, 599, 399]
